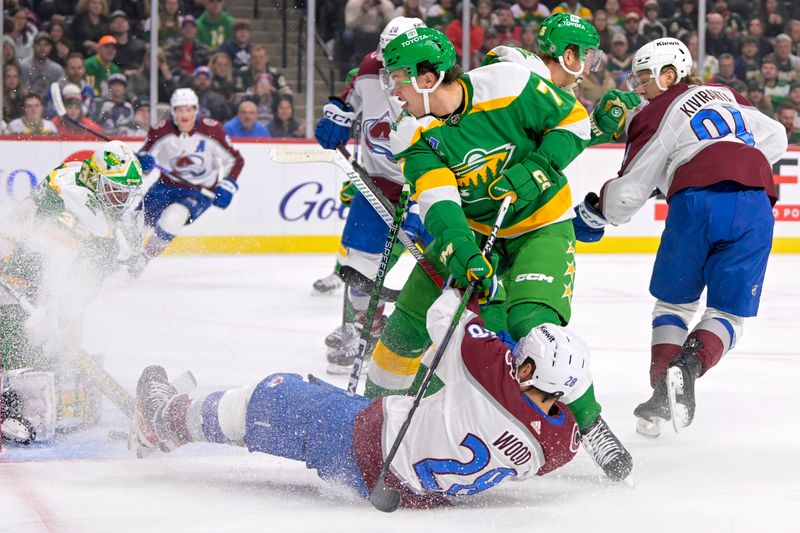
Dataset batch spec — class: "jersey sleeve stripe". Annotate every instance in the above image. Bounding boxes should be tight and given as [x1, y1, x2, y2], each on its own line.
[411, 168, 458, 199]
[416, 187, 462, 220]
[467, 184, 572, 237]
[372, 340, 423, 376]
[554, 101, 590, 128]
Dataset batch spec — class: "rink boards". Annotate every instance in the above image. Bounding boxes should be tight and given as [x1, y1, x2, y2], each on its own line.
[1, 138, 799, 253]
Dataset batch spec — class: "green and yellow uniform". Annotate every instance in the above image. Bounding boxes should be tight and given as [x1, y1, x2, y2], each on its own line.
[364, 61, 600, 426]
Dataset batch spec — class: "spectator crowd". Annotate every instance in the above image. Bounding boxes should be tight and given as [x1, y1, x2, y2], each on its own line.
[321, 0, 800, 144]
[2, 0, 799, 143]
[2, 0, 302, 138]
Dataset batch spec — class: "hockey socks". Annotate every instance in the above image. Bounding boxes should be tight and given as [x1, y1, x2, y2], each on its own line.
[681, 318, 735, 376]
[566, 384, 602, 431]
[650, 313, 690, 387]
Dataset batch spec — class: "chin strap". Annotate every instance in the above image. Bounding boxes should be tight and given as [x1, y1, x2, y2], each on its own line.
[411, 71, 446, 115]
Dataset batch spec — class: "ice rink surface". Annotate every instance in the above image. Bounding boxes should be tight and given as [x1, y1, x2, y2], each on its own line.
[1, 253, 799, 533]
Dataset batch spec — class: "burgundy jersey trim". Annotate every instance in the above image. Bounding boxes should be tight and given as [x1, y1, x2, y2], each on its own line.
[457, 316, 579, 475]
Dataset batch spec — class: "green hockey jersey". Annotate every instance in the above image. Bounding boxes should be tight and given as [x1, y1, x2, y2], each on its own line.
[390, 61, 590, 239]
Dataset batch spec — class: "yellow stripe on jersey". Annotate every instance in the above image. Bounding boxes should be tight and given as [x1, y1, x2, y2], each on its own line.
[468, 184, 573, 237]
[372, 340, 423, 376]
[470, 95, 517, 114]
[411, 168, 458, 201]
[556, 100, 589, 128]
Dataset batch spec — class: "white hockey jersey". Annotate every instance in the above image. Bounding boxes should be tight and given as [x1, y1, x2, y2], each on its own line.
[343, 52, 405, 186]
[141, 118, 244, 190]
[599, 83, 788, 225]
[353, 290, 580, 508]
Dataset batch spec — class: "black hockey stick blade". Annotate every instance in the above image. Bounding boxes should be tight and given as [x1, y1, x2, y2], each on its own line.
[338, 266, 401, 302]
[369, 476, 402, 513]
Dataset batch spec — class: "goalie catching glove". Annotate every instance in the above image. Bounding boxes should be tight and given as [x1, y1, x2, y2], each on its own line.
[590, 90, 641, 139]
[573, 192, 607, 242]
[315, 97, 354, 149]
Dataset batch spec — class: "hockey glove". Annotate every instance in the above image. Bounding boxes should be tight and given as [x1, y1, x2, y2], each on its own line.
[339, 180, 358, 206]
[315, 97, 354, 149]
[402, 203, 433, 246]
[488, 152, 552, 215]
[573, 192, 607, 243]
[213, 177, 239, 209]
[439, 228, 495, 291]
[591, 90, 641, 138]
[137, 152, 156, 173]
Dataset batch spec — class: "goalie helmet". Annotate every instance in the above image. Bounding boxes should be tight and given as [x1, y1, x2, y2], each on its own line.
[512, 324, 589, 397]
[86, 141, 143, 212]
[377, 16, 426, 62]
[628, 37, 692, 91]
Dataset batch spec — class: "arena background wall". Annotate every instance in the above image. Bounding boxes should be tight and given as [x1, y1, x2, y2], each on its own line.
[1, 138, 798, 254]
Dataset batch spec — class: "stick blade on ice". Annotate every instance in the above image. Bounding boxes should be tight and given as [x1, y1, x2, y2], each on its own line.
[369, 476, 402, 513]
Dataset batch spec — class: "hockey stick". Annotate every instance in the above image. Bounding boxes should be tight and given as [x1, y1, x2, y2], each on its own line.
[0, 275, 135, 418]
[347, 184, 410, 395]
[269, 146, 445, 288]
[49, 83, 216, 200]
[369, 196, 513, 513]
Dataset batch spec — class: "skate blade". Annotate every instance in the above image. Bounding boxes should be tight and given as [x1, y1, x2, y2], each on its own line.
[635, 416, 663, 438]
[666, 368, 690, 433]
[326, 363, 353, 375]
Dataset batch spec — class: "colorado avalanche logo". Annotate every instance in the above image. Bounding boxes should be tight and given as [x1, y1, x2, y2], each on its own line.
[362, 111, 395, 161]
[170, 153, 206, 178]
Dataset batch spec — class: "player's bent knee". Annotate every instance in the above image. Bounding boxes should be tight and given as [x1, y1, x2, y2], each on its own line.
[652, 299, 699, 326]
[157, 203, 191, 235]
[699, 308, 744, 348]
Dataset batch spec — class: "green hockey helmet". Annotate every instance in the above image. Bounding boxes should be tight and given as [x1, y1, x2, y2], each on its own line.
[537, 13, 601, 76]
[382, 27, 456, 79]
[86, 140, 143, 212]
[381, 27, 457, 115]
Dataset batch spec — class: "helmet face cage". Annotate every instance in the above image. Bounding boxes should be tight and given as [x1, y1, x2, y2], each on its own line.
[95, 174, 143, 213]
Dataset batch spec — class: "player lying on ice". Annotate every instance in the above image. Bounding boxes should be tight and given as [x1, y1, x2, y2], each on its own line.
[1, 141, 144, 444]
[132, 289, 590, 508]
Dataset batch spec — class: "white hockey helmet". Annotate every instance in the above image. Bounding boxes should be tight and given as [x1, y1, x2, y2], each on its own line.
[512, 324, 589, 397]
[170, 88, 199, 111]
[377, 16, 426, 62]
[628, 37, 692, 92]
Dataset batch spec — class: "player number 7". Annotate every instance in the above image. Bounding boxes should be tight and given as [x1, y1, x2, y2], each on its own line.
[536, 80, 563, 107]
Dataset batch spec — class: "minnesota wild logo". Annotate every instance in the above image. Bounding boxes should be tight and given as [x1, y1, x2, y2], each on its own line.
[452, 144, 515, 188]
[103, 150, 123, 169]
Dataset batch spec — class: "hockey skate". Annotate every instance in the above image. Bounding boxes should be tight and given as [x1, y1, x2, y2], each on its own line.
[325, 316, 386, 375]
[1, 388, 36, 446]
[666, 348, 703, 432]
[132, 365, 193, 457]
[580, 416, 633, 481]
[633, 381, 671, 438]
[312, 272, 343, 294]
